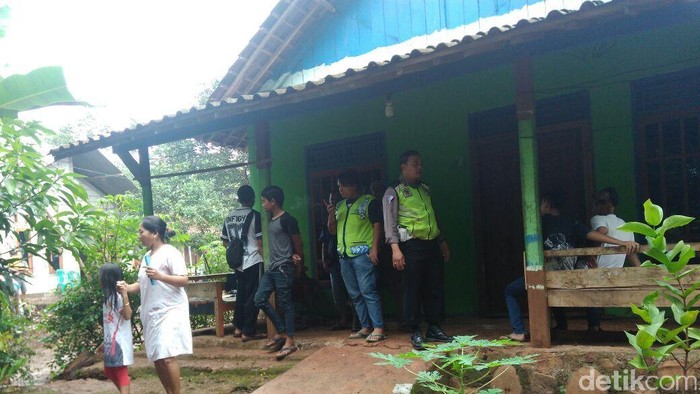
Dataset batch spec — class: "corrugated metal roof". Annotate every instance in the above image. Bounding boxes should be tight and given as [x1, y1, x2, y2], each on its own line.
[50, 0, 694, 159]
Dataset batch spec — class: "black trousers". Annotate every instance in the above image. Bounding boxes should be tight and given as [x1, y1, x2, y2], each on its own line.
[234, 264, 262, 336]
[400, 238, 445, 328]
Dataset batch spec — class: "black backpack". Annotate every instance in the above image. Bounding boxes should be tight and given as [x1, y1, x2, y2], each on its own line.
[226, 212, 254, 270]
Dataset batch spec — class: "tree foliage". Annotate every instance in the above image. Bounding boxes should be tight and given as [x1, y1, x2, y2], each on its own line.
[41, 194, 144, 372]
[0, 118, 102, 385]
[151, 138, 246, 245]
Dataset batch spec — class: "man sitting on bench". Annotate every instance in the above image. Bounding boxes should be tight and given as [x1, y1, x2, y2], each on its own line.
[503, 189, 639, 341]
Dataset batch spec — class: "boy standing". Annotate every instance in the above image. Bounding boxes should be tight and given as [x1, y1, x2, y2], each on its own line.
[221, 185, 264, 342]
[254, 185, 304, 360]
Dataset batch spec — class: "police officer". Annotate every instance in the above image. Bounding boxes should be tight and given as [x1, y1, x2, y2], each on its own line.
[327, 169, 386, 342]
[383, 150, 452, 350]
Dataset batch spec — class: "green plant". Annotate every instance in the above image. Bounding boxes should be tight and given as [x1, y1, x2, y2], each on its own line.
[619, 199, 699, 386]
[0, 292, 32, 386]
[196, 239, 228, 274]
[41, 194, 144, 372]
[370, 336, 537, 394]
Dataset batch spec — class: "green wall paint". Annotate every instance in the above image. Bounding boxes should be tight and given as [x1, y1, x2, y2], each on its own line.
[534, 20, 700, 221]
[265, 66, 514, 315]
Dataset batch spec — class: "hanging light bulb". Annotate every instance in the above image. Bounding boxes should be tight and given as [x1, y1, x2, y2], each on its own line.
[385, 94, 394, 118]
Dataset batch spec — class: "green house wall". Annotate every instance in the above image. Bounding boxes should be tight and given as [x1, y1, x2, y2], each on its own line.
[249, 19, 700, 315]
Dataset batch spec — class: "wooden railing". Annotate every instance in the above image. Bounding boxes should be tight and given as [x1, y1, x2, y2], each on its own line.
[525, 243, 700, 347]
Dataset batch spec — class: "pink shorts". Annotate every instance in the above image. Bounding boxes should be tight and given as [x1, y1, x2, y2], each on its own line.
[104, 365, 130, 387]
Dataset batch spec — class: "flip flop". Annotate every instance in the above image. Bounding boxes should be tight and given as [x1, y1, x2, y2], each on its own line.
[501, 333, 529, 342]
[241, 334, 266, 343]
[232, 332, 242, 338]
[263, 337, 285, 351]
[349, 330, 370, 339]
[366, 333, 387, 343]
[275, 346, 298, 361]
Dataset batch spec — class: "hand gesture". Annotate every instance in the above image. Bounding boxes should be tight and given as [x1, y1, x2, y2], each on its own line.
[323, 198, 335, 215]
[392, 248, 405, 271]
[292, 254, 303, 277]
[622, 241, 640, 255]
[368, 246, 379, 266]
[440, 240, 450, 262]
[145, 267, 160, 281]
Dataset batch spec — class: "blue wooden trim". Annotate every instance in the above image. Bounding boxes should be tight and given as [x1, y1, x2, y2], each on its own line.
[358, 0, 373, 55]
[397, 0, 413, 42]
[425, 0, 442, 35]
[385, 0, 400, 44]
[411, 0, 427, 37]
[465, 0, 479, 31]
[336, 10, 348, 59]
[272, 0, 572, 84]
[371, 0, 387, 49]
[445, 0, 461, 29]
[347, 4, 361, 57]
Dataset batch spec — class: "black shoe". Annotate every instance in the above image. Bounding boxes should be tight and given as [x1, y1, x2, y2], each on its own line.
[425, 325, 454, 342]
[410, 329, 426, 350]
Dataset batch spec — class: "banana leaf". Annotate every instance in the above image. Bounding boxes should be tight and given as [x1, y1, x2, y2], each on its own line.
[0, 66, 82, 112]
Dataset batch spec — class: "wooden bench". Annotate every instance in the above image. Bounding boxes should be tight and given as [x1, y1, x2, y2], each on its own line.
[188, 273, 234, 337]
[525, 243, 700, 347]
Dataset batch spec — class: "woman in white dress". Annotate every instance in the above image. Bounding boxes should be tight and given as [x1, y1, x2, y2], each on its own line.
[118, 216, 192, 394]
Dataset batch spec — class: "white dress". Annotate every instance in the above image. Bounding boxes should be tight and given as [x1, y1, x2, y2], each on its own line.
[138, 244, 192, 362]
[102, 293, 133, 367]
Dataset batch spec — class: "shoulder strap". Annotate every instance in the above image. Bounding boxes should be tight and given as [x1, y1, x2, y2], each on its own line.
[240, 211, 255, 245]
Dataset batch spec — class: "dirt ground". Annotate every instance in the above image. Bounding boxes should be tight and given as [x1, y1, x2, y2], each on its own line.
[9, 312, 666, 394]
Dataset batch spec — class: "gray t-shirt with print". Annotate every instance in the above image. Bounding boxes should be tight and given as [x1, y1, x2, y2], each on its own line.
[267, 212, 300, 271]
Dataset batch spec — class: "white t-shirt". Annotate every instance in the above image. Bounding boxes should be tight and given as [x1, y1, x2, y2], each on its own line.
[221, 207, 263, 271]
[590, 214, 633, 268]
[103, 293, 134, 367]
[138, 244, 192, 362]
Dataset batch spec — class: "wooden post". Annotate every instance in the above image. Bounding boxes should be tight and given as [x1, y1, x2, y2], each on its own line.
[114, 147, 154, 216]
[255, 121, 278, 338]
[139, 147, 154, 216]
[215, 282, 226, 337]
[515, 57, 551, 347]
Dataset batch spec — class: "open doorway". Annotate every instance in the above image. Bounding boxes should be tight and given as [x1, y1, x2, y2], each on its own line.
[470, 94, 593, 316]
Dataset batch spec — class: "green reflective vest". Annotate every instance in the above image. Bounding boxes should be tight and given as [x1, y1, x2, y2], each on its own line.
[395, 182, 440, 241]
[335, 194, 375, 257]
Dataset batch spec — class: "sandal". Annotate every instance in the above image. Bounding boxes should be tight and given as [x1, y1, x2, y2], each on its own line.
[366, 333, 387, 343]
[275, 346, 298, 361]
[348, 330, 370, 339]
[241, 334, 266, 343]
[263, 337, 285, 351]
[501, 333, 529, 342]
[232, 332, 242, 338]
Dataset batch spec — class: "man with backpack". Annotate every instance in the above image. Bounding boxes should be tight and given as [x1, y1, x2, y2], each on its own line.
[221, 185, 264, 342]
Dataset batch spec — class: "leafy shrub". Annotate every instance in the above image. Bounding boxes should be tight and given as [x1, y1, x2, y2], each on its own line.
[370, 336, 537, 394]
[0, 292, 33, 386]
[619, 199, 699, 386]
